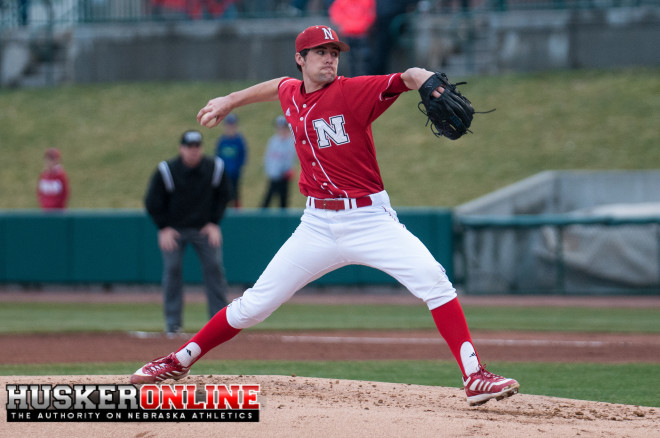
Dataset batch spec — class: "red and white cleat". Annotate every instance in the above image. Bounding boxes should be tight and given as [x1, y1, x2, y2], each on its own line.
[463, 365, 519, 406]
[130, 352, 190, 384]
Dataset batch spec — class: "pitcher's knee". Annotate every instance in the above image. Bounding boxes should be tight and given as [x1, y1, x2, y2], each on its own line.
[225, 293, 281, 329]
[425, 288, 457, 310]
[403, 263, 457, 309]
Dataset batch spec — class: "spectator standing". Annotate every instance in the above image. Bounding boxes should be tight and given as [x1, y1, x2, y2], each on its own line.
[215, 113, 247, 208]
[145, 130, 232, 334]
[329, 0, 375, 77]
[19, 0, 30, 26]
[261, 115, 296, 209]
[37, 147, 69, 210]
[370, 0, 418, 75]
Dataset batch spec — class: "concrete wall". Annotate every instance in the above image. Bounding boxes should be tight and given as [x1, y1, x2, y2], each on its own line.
[455, 170, 660, 216]
[68, 18, 320, 83]
[415, 6, 660, 75]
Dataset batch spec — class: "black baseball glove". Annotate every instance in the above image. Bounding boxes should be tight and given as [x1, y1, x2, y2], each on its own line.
[418, 72, 491, 140]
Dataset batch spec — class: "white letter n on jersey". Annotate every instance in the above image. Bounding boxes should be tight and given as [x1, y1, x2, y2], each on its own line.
[313, 115, 350, 149]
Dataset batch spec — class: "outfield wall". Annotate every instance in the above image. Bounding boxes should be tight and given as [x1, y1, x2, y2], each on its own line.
[0, 208, 454, 286]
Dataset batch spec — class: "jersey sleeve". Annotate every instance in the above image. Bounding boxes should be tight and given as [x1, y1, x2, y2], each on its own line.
[340, 73, 409, 125]
[278, 77, 299, 97]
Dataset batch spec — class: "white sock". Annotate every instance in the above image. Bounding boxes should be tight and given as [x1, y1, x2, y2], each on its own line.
[460, 341, 480, 376]
[175, 342, 201, 367]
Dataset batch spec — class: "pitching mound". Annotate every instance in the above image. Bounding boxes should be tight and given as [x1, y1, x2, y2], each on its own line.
[2, 375, 657, 437]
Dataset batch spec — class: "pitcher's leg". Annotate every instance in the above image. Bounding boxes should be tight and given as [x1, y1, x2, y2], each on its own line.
[177, 213, 344, 367]
[227, 218, 346, 329]
[343, 208, 457, 308]
[342, 208, 479, 375]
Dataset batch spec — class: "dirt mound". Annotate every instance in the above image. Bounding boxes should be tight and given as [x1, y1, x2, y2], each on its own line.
[2, 375, 657, 437]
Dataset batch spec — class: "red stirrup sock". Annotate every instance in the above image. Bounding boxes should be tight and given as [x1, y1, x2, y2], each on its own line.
[430, 297, 481, 378]
[174, 307, 241, 367]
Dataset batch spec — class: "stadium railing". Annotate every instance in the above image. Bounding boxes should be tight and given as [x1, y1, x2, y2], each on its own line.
[1, 0, 658, 30]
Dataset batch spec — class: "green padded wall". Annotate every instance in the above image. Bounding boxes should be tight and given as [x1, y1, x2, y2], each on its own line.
[0, 208, 454, 286]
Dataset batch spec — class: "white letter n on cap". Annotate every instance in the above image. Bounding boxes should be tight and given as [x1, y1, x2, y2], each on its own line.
[322, 27, 334, 41]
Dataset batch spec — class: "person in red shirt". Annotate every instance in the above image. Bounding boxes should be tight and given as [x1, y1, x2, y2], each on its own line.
[328, 0, 375, 76]
[131, 25, 519, 407]
[37, 148, 69, 210]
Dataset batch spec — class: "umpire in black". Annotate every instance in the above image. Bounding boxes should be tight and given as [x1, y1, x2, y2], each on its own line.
[145, 130, 232, 335]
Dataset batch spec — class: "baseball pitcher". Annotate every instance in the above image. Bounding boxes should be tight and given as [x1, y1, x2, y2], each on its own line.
[131, 25, 518, 407]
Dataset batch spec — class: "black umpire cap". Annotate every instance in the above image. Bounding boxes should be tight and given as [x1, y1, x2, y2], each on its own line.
[181, 130, 203, 145]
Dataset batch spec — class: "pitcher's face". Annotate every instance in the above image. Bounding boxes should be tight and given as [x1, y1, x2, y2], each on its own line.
[298, 44, 340, 86]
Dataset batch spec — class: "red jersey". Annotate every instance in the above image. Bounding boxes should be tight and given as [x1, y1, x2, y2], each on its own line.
[278, 73, 410, 199]
[37, 165, 69, 209]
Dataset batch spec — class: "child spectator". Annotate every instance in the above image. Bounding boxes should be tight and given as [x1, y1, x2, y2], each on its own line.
[261, 115, 296, 208]
[215, 113, 247, 208]
[37, 148, 69, 210]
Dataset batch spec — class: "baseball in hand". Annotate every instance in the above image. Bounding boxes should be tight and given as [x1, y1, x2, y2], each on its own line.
[200, 112, 217, 127]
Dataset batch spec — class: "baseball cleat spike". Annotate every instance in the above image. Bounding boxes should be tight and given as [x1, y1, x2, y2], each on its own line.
[463, 365, 520, 407]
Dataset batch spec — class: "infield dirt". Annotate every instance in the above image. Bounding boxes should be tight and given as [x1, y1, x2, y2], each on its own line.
[2, 374, 658, 437]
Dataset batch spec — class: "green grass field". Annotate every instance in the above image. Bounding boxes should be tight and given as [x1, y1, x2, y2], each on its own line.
[1, 301, 658, 407]
[1, 67, 659, 209]
[1, 301, 659, 334]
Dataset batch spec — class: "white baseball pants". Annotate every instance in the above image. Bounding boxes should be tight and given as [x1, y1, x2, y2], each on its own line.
[226, 191, 457, 329]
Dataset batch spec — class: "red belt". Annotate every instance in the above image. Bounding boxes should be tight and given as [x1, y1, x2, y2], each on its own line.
[311, 196, 373, 211]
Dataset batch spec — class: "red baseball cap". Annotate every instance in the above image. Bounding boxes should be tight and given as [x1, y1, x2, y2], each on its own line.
[44, 148, 61, 160]
[295, 25, 350, 53]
